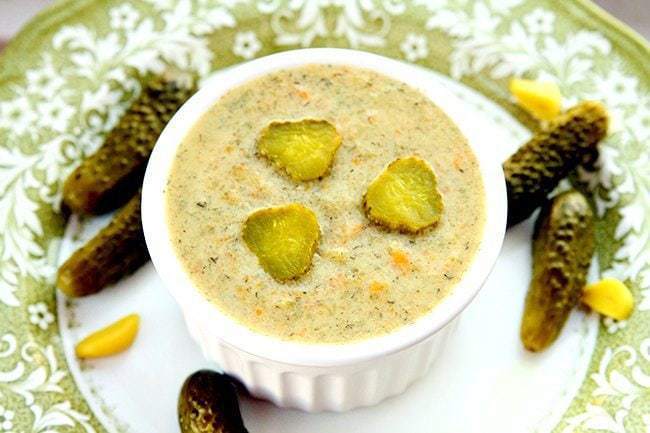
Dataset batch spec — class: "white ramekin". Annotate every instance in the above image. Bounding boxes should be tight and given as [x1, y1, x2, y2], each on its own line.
[142, 48, 507, 412]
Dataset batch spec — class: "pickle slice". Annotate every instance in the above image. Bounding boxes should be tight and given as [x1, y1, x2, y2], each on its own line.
[243, 204, 320, 281]
[257, 119, 342, 181]
[363, 157, 443, 233]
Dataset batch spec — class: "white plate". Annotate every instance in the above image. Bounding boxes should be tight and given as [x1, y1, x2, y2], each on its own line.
[57, 68, 598, 433]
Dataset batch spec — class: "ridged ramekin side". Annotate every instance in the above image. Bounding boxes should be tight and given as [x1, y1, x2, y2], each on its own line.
[182, 303, 458, 412]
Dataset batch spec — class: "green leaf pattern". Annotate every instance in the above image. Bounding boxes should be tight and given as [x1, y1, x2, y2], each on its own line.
[0, 0, 648, 431]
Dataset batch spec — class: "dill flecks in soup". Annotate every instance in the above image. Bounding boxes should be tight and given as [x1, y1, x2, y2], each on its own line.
[165, 64, 485, 343]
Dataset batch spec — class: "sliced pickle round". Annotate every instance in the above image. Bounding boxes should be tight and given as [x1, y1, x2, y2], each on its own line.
[257, 119, 342, 181]
[363, 157, 443, 233]
[242, 203, 321, 281]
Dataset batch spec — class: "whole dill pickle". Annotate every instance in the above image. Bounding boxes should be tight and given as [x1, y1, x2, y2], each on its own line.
[179, 370, 248, 433]
[520, 190, 594, 352]
[504, 101, 608, 227]
[57, 192, 148, 297]
[63, 78, 194, 214]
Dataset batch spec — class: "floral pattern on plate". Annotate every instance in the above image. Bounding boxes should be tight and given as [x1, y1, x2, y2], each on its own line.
[0, 0, 648, 431]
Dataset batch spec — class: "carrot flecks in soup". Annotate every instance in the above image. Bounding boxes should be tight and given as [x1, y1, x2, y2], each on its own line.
[165, 64, 485, 343]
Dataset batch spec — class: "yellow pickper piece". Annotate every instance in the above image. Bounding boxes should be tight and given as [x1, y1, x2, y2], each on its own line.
[76, 314, 140, 359]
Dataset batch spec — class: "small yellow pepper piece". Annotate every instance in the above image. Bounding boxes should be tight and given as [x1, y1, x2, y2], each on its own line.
[509, 78, 562, 121]
[582, 278, 634, 320]
[76, 314, 140, 359]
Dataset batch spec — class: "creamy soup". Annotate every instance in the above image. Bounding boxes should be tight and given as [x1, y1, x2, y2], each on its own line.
[166, 64, 485, 343]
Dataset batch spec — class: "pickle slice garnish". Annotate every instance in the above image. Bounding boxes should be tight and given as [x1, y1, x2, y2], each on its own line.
[363, 157, 443, 233]
[243, 203, 321, 281]
[258, 119, 342, 181]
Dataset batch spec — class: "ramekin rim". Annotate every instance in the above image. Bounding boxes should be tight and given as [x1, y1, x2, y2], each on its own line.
[142, 48, 507, 367]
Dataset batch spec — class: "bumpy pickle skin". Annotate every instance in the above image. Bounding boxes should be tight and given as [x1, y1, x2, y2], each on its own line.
[362, 156, 443, 233]
[178, 370, 248, 433]
[57, 192, 148, 297]
[520, 190, 595, 352]
[242, 203, 321, 281]
[63, 78, 195, 214]
[504, 101, 608, 227]
[257, 119, 342, 181]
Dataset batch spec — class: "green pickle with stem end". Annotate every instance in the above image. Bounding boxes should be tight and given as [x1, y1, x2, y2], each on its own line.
[178, 370, 248, 433]
[63, 77, 195, 215]
[504, 101, 608, 227]
[57, 192, 148, 297]
[520, 190, 595, 352]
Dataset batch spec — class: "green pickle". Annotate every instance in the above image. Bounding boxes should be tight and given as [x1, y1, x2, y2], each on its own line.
[257, 118, 342, 181]
[57, 192, 148, 297]
[243, 203, 320, 281]
[504, 101, 608, 227]
[363, 156, 443, 233]
[63, 77, 194, 214]
[178, 370, 248, 433]
[520, 190, 595, 352]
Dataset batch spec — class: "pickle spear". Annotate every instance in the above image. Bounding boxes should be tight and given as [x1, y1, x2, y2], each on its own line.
[178, 370, 248, 433]
[520, 190, 594, 352]
[57, 192, 148, 297]
[504, 101, 608, 227]
[63, 78, 194, 214]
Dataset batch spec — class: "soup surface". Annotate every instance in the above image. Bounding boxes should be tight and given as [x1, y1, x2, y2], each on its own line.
[166, 64, 485, 343]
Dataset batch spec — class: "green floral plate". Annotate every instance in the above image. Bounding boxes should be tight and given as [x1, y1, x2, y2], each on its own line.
[1, 1, 649, 432]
